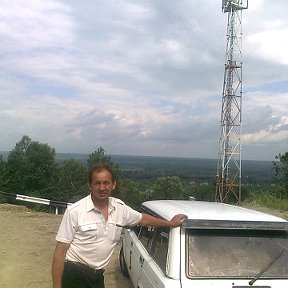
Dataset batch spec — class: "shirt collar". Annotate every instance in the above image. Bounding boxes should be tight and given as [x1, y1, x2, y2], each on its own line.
[108, 197, 116, 214]
[86, 194, 116, 214]
[86, 194, 95, 212]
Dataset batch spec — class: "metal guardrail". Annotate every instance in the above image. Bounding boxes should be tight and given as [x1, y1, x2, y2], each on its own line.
[0, 191, 72, 214]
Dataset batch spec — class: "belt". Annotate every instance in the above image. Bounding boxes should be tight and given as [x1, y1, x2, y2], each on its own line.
[65, 260, 105, 277]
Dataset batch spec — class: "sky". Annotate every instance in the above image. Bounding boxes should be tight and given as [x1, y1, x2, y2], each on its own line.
[0, 0, 288, 161]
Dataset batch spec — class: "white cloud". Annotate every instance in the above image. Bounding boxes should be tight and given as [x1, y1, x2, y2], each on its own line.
[0, 0, 74, 52]
[243, 118, 288, 145]
[247, 28, 288, 65]
[0, 0, 288, 160]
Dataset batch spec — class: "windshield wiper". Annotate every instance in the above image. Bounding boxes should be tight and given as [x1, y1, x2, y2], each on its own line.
[249, 249, 286, 286]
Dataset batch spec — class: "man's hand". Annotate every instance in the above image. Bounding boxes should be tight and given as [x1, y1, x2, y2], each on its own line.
[140, 213, 187, 228]
[169, 214, 188, 227]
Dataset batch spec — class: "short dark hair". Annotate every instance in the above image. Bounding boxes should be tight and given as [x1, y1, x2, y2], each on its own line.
[88, 164, 115, 183]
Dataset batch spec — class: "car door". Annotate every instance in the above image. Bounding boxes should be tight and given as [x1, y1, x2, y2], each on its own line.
[137, 227, 180, 288]
[128, 226, 180, 288]
[126, 225, 155, 287]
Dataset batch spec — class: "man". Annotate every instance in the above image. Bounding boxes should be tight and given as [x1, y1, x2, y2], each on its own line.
[52, 164, 186, 288]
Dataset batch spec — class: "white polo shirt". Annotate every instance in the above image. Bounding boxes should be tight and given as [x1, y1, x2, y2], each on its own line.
[56, 195, 142, 269]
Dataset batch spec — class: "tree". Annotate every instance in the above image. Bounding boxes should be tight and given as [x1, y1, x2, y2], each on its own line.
[151, 176, 185, 200]
[87, 147, 111, 167]
[186, 182, 215, 202]
[49, 159, 87, 202]
[0, 155, 9, 202]
[272, 152, 288, 198]
[119, 179, 149, 209]
[87, 147, 122, 194]
[0, 155, 8, 188]
[6, 135, 56, 194]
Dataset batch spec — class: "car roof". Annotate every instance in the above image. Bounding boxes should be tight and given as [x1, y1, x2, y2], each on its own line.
[141, 200, 287, 223]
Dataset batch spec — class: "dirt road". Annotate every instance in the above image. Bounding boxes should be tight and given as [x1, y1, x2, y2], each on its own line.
[0, 204, 133, 288]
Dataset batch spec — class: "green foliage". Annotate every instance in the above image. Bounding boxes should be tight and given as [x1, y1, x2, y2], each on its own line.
[87, 147, 108, 167]
[244, 192, 288, 211]
[150, 176, 185, 200]
[273, 152, 288, 176]
[187, 182, 215, 202]
[119, 179, 149, 209]
[88, 147, 121, 178]
[87, 147, 122, 197]
[48, 159, 88, 202]
[272, 152, 288, 198]
[0, 155, 9, 189]
[6, 135, 56, 193]
[1, 137, 288, 216]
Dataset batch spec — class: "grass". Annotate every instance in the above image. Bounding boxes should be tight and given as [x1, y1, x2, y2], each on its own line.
[242, 192, 288, 220]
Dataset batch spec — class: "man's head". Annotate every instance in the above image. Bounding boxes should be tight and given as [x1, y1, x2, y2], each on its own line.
[88, 164, 116, 202]
[88, 164, 115, 184]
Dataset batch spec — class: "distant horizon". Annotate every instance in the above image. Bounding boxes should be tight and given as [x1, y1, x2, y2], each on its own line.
[0, 150, 274, 163]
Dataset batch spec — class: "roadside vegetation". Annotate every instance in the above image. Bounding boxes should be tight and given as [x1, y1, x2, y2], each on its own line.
[242, 189, 288, 215]
[0, 135, 287, 217]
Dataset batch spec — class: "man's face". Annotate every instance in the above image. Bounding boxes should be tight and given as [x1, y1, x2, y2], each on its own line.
[89, 170, 116, 201]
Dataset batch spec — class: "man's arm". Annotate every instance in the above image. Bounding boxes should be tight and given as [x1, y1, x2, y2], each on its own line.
[139, 213, 186, 228]
[52, 241, 70, 288]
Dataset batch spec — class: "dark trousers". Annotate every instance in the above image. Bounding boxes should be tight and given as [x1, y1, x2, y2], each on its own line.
[62, 261, 105, 288]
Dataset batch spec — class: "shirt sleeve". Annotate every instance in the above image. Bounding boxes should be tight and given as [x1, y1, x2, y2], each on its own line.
[121, 204, 142, 227]
[55, 208, 77, 243]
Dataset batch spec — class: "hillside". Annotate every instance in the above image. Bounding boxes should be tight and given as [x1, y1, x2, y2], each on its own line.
[1, 151, 275, 183]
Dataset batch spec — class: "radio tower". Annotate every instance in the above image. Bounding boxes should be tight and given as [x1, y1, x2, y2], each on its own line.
[215, 0, 248, 204]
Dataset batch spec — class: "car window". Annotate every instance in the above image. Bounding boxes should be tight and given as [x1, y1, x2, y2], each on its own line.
[186, 229, 288, 278]
[136, 224, 169, 273]
[152, 228, 169, 272]
[138, 226, 155, 253]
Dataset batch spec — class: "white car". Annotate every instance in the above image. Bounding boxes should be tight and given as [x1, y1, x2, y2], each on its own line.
[119, 200, 288, 288]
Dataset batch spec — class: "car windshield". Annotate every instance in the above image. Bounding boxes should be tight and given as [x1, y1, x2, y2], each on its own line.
[187, 229, 288, 278]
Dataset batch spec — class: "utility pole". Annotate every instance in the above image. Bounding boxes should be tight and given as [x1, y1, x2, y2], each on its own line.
[215, 0, 248, 204]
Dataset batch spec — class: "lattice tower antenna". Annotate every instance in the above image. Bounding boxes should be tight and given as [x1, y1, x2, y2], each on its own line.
[215, 0, 248, 204]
